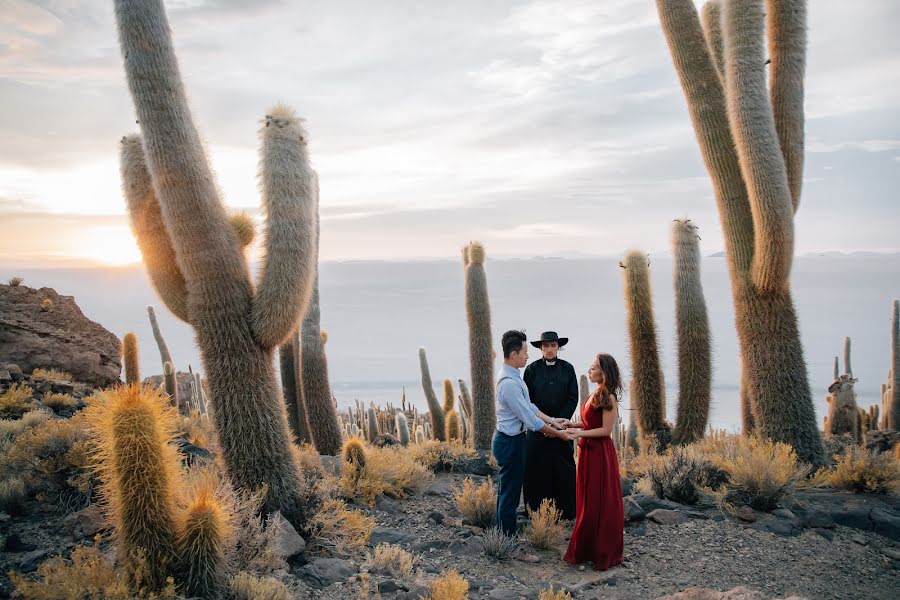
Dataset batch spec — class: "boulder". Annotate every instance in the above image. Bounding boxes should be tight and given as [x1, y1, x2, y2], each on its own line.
[0, 285, 121, 386]
[270, 511, 306, 558]
[296, 557, 357, 587]
[647, 509, 689, 526]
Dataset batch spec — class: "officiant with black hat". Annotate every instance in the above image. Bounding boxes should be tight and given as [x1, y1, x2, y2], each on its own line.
[522, 331, 579, 521]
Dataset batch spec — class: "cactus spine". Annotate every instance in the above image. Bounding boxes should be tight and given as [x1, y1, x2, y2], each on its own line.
[463, 242, 496, 451]
[671, 219, 712, 445]
[122, 332, 140, 385]
[622, 251, 670, 449]
[418, 347, 446, 442]
[825, 337, 858, 440]
[84, 385, 180, 589]
[115, 0, 317, 522]
[655, 0, 824, 465]
[147, 305, 178, 407]
[396, 413, 410, 446]
[177, 480, 229, 599]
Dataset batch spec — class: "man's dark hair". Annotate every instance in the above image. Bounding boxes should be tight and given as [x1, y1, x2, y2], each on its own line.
[502, 330, 527, 359]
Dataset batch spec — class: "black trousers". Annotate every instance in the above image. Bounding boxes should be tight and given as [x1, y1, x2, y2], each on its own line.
[523, 432, 577, 521]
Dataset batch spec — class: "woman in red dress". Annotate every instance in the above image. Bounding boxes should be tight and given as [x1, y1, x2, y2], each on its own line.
[562, 352, 624, 571]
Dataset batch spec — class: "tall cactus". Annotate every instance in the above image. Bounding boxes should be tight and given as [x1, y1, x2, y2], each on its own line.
[671, 219, 712, 445]
[84, 385, 181, 589]
[442, 379, 455, 414]
[622, 251, 670, 449]
[396, 413, 410, 446]
[458, 379, 474, 422]
[300, 191, 343, 456]
[279, 333, 310, 444]
[122, 332, 140, 385]
[418, 347, 446, 442]
[655, 0, 824, 464]
[463, 242, 496, 451]
[163, 361, 177, 410]
[825, 337, 858, 440]
[115, 0, 317, 524]
[147, 305, 178, 407]
[888, 300, 900, 430]
[367, 406, 380, 441]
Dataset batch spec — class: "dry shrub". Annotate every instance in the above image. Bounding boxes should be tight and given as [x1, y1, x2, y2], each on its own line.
[482, 528, 518, 560]
[8, 276, 23, 286]
[31, 368, 74, 381]
[1, 383, 36, 419]
[9, 545, 176, 600]
[425, 569, 469, 600]
[539, 586, 573, 600]
[229, 571, 291, 600]
[181, 409, 216, 451]
[343, 445, 433, 505]
[636, 447, 726, 505]
[695, 435, 808, 511]
[821, 432, 858, 466]
[0, 476, 27, 515]
[524, 498, 565, 550]
[308, 498, 375, 556]
[0, 409, 52, 450]
[364, 543, 415, 578]
[411, 440, 477, 473]
[41, 298, 53, 312]
[452, 478, 495, 528]
[293, 442, 326, 475]
[825, 446, 900, 494]
[42, 392, 76, 413]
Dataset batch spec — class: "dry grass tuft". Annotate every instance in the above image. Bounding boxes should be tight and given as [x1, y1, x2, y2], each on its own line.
[482, 528, 518, 560]
[425, 569, 469, 600]
[635, 447, 726, 505]
[453, 478, 496, 528]
[308, 498, 375, 556]
[524, 498, 566, 550]
[0, 476, 28, 515]
[1, 383, 36, 419]
[410, 440, 477, 473]
[539, 586, 573, 600]
[229, 571, 291, 600]
[364, 543, 415, 579]
[31, 368, 74, 381]
[8, 276, 23, 286]
[822, 446, 900, 494]
[342, 444, 432, 505]
[42, 392, 76, 413]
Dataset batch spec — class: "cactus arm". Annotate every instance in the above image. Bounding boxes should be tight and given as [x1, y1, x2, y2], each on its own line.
[766, 0, 806, 213]
[120, 136, 189, 322]
[655, 0, 755, 276]
[114, 0, 250, 317]
[699, 0, 725, 81]
[722, 0, 795, 293]
[843, 336, 852, 377]
[147, 305, 174, 368]
[250, 108, 318, 349]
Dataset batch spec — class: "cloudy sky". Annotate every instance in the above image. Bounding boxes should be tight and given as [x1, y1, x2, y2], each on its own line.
[2, 0, 899, 266]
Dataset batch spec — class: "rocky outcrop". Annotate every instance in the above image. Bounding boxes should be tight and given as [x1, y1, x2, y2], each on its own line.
[0, 284, 121, 386]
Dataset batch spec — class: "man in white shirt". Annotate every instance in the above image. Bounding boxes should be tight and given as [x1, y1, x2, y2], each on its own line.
[493, 330, 573, 536]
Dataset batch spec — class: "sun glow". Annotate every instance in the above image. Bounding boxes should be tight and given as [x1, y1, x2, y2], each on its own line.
[74, 226, 143, 266]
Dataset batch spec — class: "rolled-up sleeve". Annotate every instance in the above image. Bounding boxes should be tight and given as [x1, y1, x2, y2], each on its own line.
[499, 379, 544, 432]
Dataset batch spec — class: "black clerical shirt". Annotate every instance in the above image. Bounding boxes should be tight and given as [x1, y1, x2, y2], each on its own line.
[523, 358, 578, 423]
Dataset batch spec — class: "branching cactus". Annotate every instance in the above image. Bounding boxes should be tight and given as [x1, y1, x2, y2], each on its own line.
[656, 0, 824, 464]
[621, 251, 670, 450]
[114, 0, 317, 523]
[463, 242, 496, 451]
[825, 337, 858, 441]
[671, 219, 712, 445]
[147, 305, 178, 407]
[122, 332, 140, 385]
[419, 347, 446, 442]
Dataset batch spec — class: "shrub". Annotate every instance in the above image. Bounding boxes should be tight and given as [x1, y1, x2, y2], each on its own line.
[9, 545, 176, 600]
[31, 368, 74, 381]
[539, 586, 573, 600]
[342, 445, 433, 505]
[0, 476, 27, 515]
[453, 478, 496, 528]
[524, 498, 565, 550]
[636, 447, 726, 505]
[1, 383, 35, 419]
[411, 440, 478, 473]
[41, 298, 53, 312]
[8, 276, 23, 286]
[364, 543, 415, 578]
[826, 446, 900, 494]
[229, 572, 291, 600]
[425, 569, 469, 600]
[482, 528, 518, 560]
[308, 499, 375, 556]
[42, 392, 76, 413]
[0, 409, 52, 450]
[821, 432, 857, 466]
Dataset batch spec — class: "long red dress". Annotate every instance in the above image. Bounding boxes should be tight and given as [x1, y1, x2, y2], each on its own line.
[563, 397, 624, 570]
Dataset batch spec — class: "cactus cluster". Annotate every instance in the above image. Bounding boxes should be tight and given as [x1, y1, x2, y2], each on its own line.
[656, 0, 824, 465]
[825, 337, 859, 441]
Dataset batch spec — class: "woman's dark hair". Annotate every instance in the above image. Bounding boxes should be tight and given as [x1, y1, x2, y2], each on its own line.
[590, 353, 623, 411]
[501, 330, 527, 358]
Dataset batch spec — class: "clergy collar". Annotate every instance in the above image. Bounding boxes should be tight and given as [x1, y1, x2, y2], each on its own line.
[544, 359, 557, 366]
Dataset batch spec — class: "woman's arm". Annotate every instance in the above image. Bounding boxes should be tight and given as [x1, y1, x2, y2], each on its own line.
[572, 400, 618, 439]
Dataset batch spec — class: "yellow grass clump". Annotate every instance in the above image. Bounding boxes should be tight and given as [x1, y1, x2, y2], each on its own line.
[539, 586, 573, 600]
[822, 446, 900, 494]
[425, 569, 469, 600]
[453, 477, 496, 529]
[1, 383, 35, 419]
[42, 392, 76, 413]
[31, 368, 74, 380]
[308, 498, 375, 556]
[525, 498, 566, 550]
[229, 571, 291, 600]
[365, 543, 415, 579]
[342, 444, 433, 505]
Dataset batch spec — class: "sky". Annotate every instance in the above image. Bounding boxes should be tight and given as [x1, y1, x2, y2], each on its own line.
[2, 0, 899, 266]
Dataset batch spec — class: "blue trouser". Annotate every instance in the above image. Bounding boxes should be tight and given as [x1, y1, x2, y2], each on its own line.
[492, 430, 526, 536]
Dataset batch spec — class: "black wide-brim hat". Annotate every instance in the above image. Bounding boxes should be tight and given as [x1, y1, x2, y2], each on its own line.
[530, 331, 569, 348]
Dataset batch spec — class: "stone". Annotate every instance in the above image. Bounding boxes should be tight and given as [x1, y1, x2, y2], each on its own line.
[65, 503, 107, 540]
[865, 430, 900, 455]
[397, 585, 431, 600]
[851, 533, 869, 545]
[620, 477, 634, 497]
[870, 507, 900, 541]
[4, 533, 36, 552]
[5, 364, 23, 380]
[830, 507, 873, 532]
[882, 547, 900, 560]
[427, 511, 445, 524]
[0, 369, 10, 382]
[771, 509, 796, 520]
[376, 495, 401, 514]
[630, 494, 688, 514]
[449, 536, 484, 554]
[369, 527, 416, 546]
[735, 506, 757, 523]
[624, 497, 646, 522]
[800, 510, 834, 529]
[270, 511, 306, 558]
[425, 478, 454, 497]
[412, 539, 450, 552]
[378, 579, 408, 593]
[0, 285, 122, 386]
[647, 509, 689, 526]
[749, 519, 799, 537]
[812, 528, 834, 541]
[297, 557, 357, 587]
[19, 549, 49, 573]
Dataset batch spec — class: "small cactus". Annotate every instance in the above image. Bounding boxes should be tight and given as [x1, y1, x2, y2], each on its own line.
[395, 413, 410, 446]
[342, 436, 367, 478]
[419, 348, 446, 442]
[367, 406, 379, 441]
[415, 427, 425, 445]
[442, 378, 455, 414]
[446, 410, 461, 442]
[122, 332, 140, 385]
[177, 478, 230, 598]
[229, 212, 256, 249]
[147, 305, 177, 407]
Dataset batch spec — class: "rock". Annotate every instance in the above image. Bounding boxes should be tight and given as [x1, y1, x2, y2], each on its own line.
[369, 527, 416, 546]
[142, 371, 195, 411]
[812, 528, 834, 541]
[851, 533, 869, 545]
[19, 549, 49, 573]
[5, 364, 23, 380]
[297, 557, 357, 587]
[624, 497, 646, 522]
[4, 533, 37, 552]
[735, 505, 757, 523]
[65, 503, 107, 540]
[172, 436, 212, 466]
[882, 547, 900, 560]
[427, 511, 445, 524]
[771, 509, 796, 520]
[378, 579, 408, 593]
[865, 430, 900, 454]
[647, 509, 689, 526]
[620, 477, 634, 497]
[830, 507, 873, 532]
[800, 510, 834, 529]
[397, 584, 431, 600]
[425, 478, 454, 497]
[749, 519, 799, 537]
[0, 369, 10, 382]
[630, 494, 688, 514]
[449, 536, 484, 554]
[0, 285, 122, 386]
[376, 495, 401, 514]
[321, 455, 343, 475]
[270, 511, 306, 558]
[870, 507, 900, 541]
[412, 539, 450, 552]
